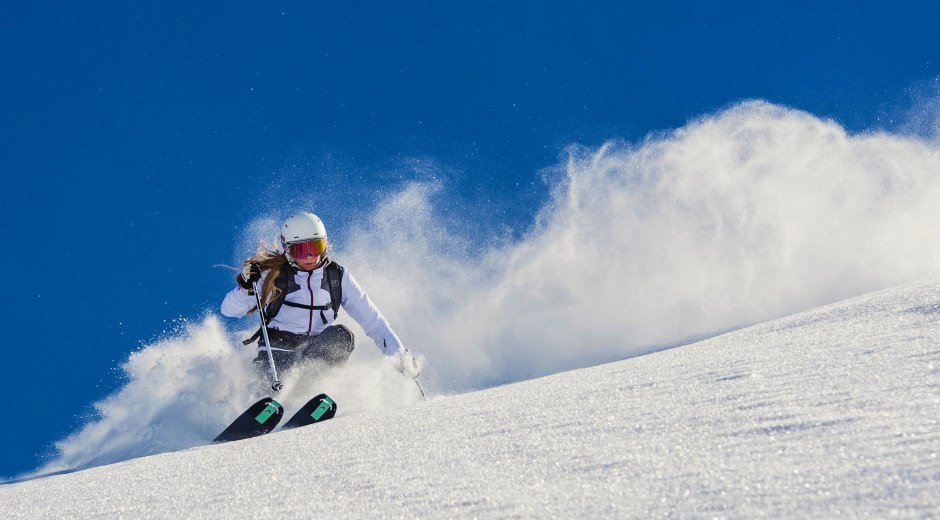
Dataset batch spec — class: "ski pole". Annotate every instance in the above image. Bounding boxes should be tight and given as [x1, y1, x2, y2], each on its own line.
[413, 378, 429, 402]
[252, 280, 283, 393]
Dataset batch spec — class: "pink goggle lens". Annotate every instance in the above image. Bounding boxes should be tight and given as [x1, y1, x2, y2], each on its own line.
[289, 239, 327, 259]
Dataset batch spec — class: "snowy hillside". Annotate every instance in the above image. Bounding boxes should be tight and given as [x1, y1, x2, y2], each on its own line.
[3, 279, 939, 517]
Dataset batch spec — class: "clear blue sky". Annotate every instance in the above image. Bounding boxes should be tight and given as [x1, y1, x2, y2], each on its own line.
[1, 1, 937, 478]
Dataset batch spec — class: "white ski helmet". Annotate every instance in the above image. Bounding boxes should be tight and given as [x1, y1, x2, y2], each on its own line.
[280, 212, 328, 265]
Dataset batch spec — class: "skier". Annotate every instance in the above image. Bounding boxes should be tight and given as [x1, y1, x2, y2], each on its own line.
[221, 212, 421, 380]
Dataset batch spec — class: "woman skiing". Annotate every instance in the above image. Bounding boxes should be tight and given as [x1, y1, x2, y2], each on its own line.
[221, 212, 421, 378]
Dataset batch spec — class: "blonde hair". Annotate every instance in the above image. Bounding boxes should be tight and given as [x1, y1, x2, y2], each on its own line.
[240, 242, 288, 313]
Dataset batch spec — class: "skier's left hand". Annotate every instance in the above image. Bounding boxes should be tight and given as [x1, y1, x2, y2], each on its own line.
[393, 348, 423, 379]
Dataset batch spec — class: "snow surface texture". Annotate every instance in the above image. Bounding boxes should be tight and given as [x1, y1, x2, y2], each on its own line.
[4, 279, 938, 517]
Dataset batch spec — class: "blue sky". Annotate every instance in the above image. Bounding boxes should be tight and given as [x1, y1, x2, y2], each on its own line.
[1, 1, 938, 478]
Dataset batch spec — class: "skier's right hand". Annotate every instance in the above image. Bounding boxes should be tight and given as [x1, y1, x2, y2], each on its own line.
[393, 348, 423, 379]
[237, 263, 261, 291]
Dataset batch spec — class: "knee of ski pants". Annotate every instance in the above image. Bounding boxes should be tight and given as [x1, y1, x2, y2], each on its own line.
[299, 325, 355, 366]
[320, 325, 355, 352]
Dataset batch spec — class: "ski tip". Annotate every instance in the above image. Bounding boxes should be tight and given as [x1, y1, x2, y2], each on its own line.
[213, 397, 285, 443]
[281, 393, 337, 431]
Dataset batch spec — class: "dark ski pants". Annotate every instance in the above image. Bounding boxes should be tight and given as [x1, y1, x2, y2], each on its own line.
[253, 325, 355, 374]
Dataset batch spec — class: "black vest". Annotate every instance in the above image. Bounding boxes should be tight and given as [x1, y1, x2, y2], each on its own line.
[242, 260, 345, 345]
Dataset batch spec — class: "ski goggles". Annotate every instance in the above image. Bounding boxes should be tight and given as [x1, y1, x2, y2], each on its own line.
[289, 238, 328, 259]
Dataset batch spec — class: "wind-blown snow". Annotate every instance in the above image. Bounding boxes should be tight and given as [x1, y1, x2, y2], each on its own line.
[333, 101, 940, 390]
[27, 99, 940, 481]
[4, 279, 938, 517]
[28, 317, 420, 478]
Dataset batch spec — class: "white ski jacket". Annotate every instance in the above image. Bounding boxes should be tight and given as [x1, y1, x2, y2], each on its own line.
[221, 263, 404, 355]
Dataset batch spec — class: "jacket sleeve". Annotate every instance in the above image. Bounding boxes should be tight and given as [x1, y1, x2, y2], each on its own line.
[340, 271, 404, 355]
[220, 271, 268, 318]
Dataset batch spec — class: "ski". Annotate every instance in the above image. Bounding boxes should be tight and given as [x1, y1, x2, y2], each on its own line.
[282, 393, 337, 430]
[214, 397, 284, 443]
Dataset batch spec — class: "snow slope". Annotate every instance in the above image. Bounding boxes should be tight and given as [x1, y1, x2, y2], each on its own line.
[3, 279, 939, 517]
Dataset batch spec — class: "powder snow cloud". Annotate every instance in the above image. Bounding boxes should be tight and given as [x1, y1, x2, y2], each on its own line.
[339, 100, 940, 389]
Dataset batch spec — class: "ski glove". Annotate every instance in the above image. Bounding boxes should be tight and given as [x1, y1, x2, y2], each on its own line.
[237, 263, 262, 292]
[394, 349, 423, 379]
